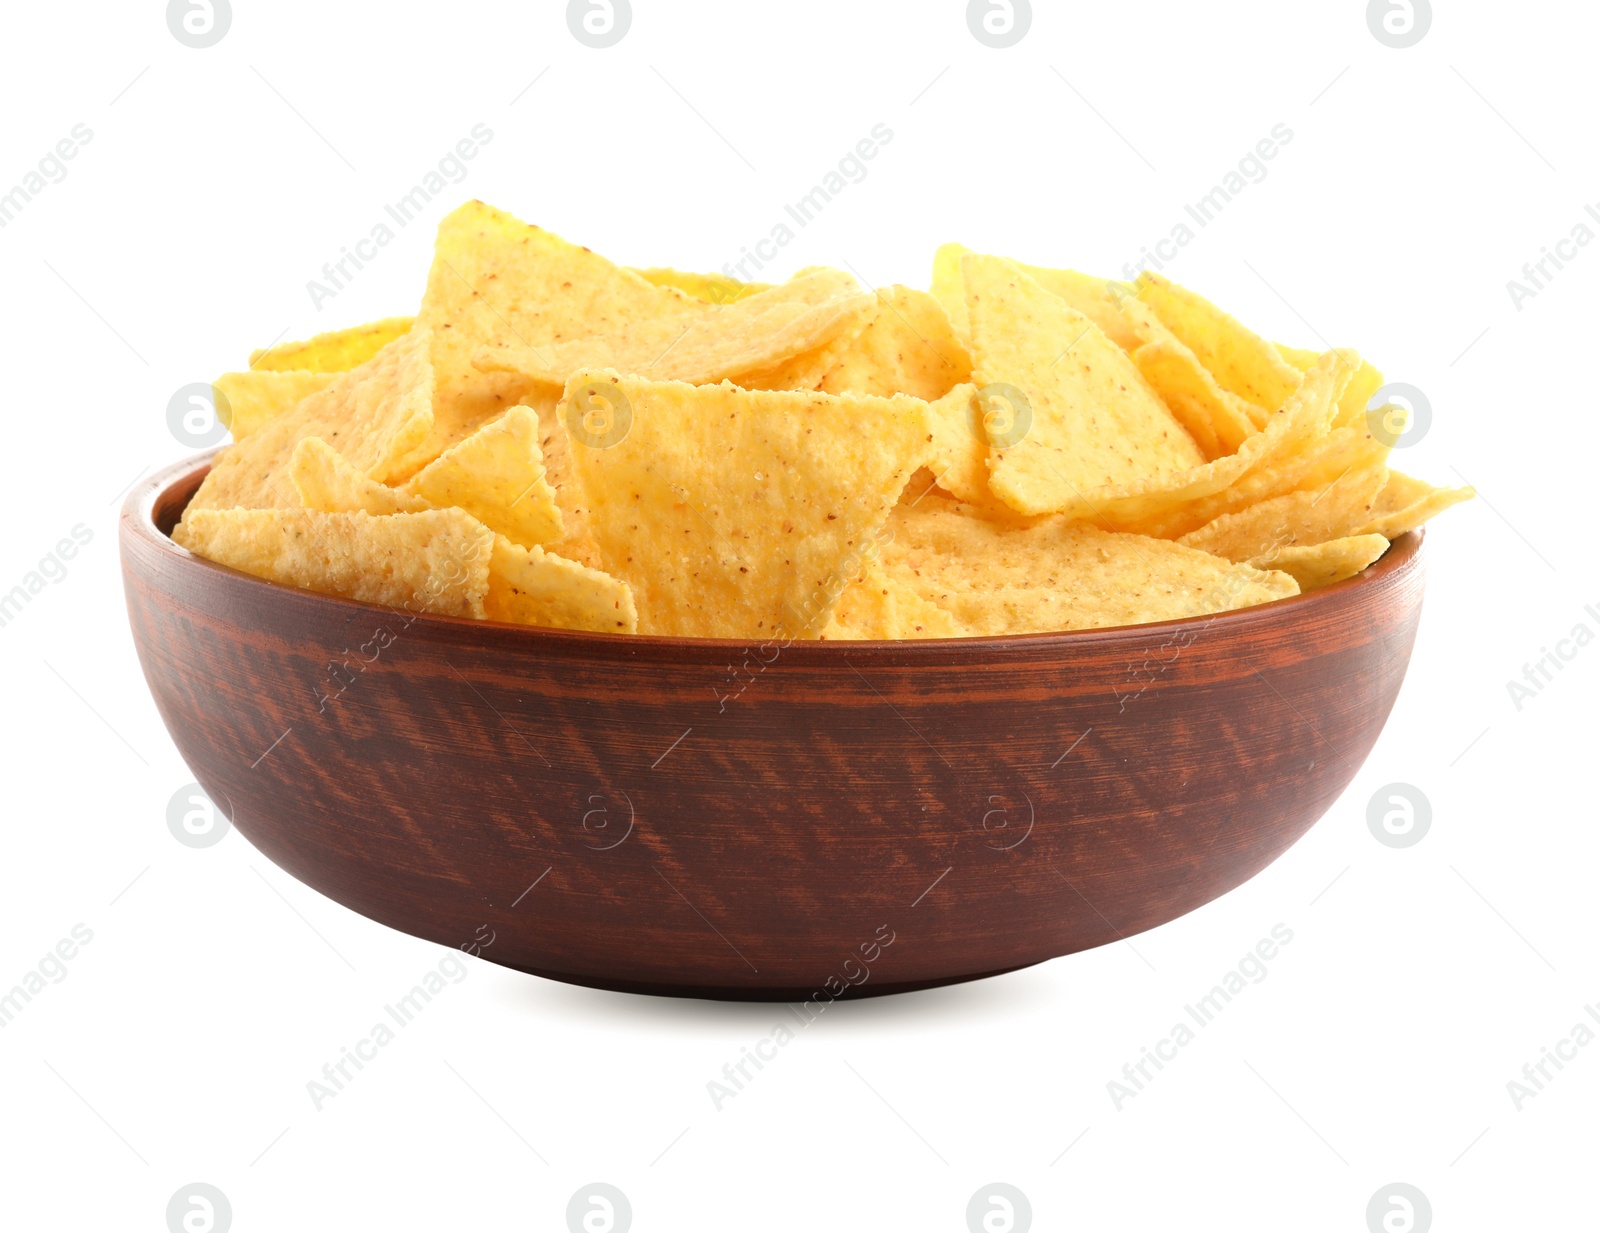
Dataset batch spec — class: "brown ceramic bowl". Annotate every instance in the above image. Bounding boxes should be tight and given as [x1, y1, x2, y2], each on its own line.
[122, 450, 1425, 1000]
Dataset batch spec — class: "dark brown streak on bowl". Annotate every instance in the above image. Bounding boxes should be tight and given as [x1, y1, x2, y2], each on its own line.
[122, 451, 1426, 1000]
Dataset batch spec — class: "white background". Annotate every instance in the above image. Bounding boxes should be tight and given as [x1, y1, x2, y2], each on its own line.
[0, 1, 1593, 1230]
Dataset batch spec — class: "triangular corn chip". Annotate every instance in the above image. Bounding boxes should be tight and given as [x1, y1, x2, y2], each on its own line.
[819, 285, 972, 401]
[174, 507, 493, 619]
[558, 369, 932, 637]
[485, 536, 637, 633]
[411, 201, 710, 472]
[473, 269, 874, 388]
[287, 437, 630, 630]
[250, 317, 415, 373]
[1080, 348, 1359, 530]
[963, 253, 1204, 517]
[1249, 534, 1390, 591]
[1120, 295, 1262, 455]
[924, 384, 990, 506]
[182, 328, 435, 518]
[633, 267, 770, 304]
[1277, 341, 1385, 430]
[733, 309, 877, 392]
[213, 370, 335, 441]
[881, 492, 1298, 633]
[401, 405, 562, 548]
[933, 242, 1141, 351]
[818, 558, 966, 640]
[289, 437, 428, 515]
[1136, 271, 1303, 412]
[1132, 409, 1389, 540]
[1179, 463, 1389, 561]
[1355, 470, 1475, 539]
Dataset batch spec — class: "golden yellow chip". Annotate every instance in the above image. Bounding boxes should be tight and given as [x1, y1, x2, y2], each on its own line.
[171, 204, 1473, 634]
[412, 201, 709, 471]
[1274, 342, 1319, 371]
[923, 384, 990, 506]
[1249, 534, 1390, 591]
[473, 268, 873, 389]
[1119, 295, 1263, 455]
[249, 317, 415, 373]
[881, 492, 1298, 633]
[933, 243, 1141, 351]
[818, 558, 966, 640]
[1179, 463, 1388, 561]
[182, 328, 435, 518]
[1137, 272, 1303, 412]
[286, 436, 631, 632]
[486, 536, 637, 633]
[1082, 348, 1358, 530]
[1356, 470, 1475, 539]
[1132, 411, 1389, 540]
[558, 369, 931, 637]
[400, 405, 562, 548]
[633, 267, 770, 304]
[733, 306, 877, 392]
[289, 437, 428, 515]
[174, 506, 492, 618]
[818, 285, 973, 401]
[1277, 341, 1384, 429]
[963, 253, 1204, 517]
[212, 370, 335, 441]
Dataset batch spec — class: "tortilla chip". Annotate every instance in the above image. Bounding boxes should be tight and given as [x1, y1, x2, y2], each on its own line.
[1081, 348, 1359, 530]
[963, 253, 1205, 517]
[173, 507, 492, 619]
[1278, 341, 1384, 429]
[818, 558, 966, 640]
[182, 328, 435, 518]
[933, 242, 1140, 351]
[558, 369, 932, 637]
[289, 437, 429, 515]
[249, 317, 415, 373]
[734, 302, 877, 392]
[522, 396, 603, 569]
[1137, 272, 1303, 413]
[1250, 534, 1390, 591]
[924, 384, 991, 506]
[1120, 295, 1262, 455]
[633, 267, 770, 304]
[473, 269, 874, 388]
[212, 370, 336, 441]
[881, 492, 1298, 633]
[1179, 463, 1389, 561]
[819, 285, 973, 400]
[401, 405, 563, 548]
[1355, 470, 1475, 539]
[1274, 343, 1320, 371]
[411, 200, 709, 473]
[1132, 413, 1389, 540]
[486, 536, 637, 633]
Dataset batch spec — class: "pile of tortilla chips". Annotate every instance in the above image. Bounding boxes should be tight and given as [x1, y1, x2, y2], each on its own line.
[174, 199, 1472, 640]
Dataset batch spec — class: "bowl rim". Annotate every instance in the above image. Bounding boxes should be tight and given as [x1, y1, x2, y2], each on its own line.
[122, 448, 1423, 658]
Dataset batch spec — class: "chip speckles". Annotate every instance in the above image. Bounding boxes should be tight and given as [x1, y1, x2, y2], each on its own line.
[881, 492, 1299, 634]
[558, 369, 931, 638]
[961, 253, 1205, 518]
[181, 327, 436, 521]
[402, 405, 563, 548]
[174, 507, 492, 619]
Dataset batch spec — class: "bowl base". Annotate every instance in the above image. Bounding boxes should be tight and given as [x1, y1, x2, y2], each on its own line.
[508, 959, 1043, 1003]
